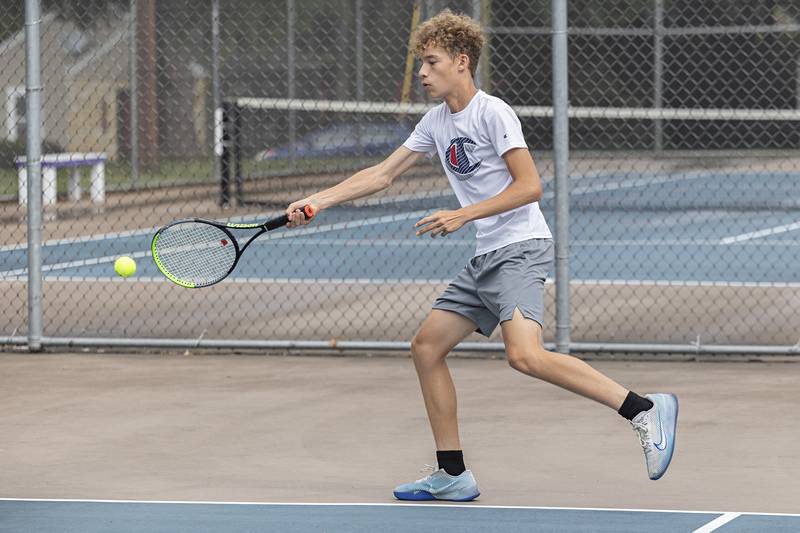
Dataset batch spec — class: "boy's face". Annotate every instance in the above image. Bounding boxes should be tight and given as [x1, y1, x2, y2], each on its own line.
[418, 44, 469, 99]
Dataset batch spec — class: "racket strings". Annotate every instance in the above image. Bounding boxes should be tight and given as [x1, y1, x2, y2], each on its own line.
[154, 222, 237, 285]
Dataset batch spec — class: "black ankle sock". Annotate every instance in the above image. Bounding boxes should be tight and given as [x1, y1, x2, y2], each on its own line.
[436, 450, 466, 476]
[618, 391, 654, 420]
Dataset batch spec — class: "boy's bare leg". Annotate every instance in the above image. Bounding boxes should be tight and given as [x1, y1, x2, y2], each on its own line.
[410, 309, 479, 450]
[500, 308, 628, 409]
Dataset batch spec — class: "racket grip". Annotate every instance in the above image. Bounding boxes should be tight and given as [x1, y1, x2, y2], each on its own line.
[266, 205, 316, 231]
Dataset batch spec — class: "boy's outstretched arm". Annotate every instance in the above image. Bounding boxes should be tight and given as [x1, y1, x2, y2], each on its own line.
[286, 146, 425, 227]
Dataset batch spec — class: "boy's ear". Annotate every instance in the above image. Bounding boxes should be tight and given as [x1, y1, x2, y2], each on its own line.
[458, 53, 470, 72]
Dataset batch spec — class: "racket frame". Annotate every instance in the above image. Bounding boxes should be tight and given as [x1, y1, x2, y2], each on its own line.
[151, 206, 314, 288]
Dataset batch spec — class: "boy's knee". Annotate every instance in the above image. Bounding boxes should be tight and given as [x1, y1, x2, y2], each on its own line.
[411, 334, 446, 368]
[506, 346, 548, 377]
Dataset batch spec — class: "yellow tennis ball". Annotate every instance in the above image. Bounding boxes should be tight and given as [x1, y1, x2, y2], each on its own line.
[114, 256, 136, 278]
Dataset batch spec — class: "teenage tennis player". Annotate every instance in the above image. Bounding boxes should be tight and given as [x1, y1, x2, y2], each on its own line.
[286, 9, 678, 501]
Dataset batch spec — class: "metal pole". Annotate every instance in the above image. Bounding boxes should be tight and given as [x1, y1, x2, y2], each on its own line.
[796, 56, 800, 111]
[287, 0, 296, 169]
[355, 0, 363, 155]
[220, 101, 231, 205]
[129, 0, 139, 188]
[653, 0, 664, 152]
[24, 0, 43, 352]
[2, 335, 799, 357]
[471, 0, 481, 88]
[552, 0, 570, 354]
[478, 0, 492, 94]
[211, 0, 222, 201]
[355, 0, 363, 101]
[233, 104, 242, 204]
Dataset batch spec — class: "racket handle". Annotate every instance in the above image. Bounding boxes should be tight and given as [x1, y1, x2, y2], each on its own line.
[265, 205, 316, 231]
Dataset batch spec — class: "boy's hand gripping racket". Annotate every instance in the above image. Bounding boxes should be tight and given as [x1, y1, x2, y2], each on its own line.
[151, 205, 315, 288]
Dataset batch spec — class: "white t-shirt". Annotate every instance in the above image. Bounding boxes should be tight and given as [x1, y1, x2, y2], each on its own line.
[403, 90, 552, 256]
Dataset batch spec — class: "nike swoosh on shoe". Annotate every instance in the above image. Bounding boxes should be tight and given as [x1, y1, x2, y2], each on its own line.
[653, 412, 668, 451]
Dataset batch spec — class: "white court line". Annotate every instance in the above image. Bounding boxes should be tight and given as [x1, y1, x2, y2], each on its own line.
[552, 172, 710, 199]
[693, 512, 743, 532]
[1, 498, 799, 518]
[569, 279, 800, 288]
[3, 276, 800, 289]
[0, 276, 456, 284]
[719, 221, 800, 244]
[0, 227, 156, 253]
[253, 238, 470, 247]
[259, 210, 428, 241]
[218, 237, 800, 248]
[0, 250, 153, 278]
[573, 239, 800, 247]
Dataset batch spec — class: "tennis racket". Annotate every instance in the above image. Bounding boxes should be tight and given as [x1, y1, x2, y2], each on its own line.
[151, 205, 315, 288]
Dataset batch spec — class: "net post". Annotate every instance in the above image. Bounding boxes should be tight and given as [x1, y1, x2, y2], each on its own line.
[233, 103, 243, 206]
[287, 0, 296, 170]
[219, 100, 231, 207]
[128, 0, 139, 189]
[552, 0, 571, 354]
[25, 0, 43, 352]
[211, 0, 222, 203]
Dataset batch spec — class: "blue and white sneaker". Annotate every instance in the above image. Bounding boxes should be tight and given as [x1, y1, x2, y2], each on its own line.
[630, 393, 679, 480]
[393, 465, 480, 501]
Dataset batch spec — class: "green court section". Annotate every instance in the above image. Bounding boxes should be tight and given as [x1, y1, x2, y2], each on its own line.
[0, 501, 735, 533]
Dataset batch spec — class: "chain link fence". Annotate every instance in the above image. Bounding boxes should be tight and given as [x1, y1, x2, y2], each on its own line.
[2, 0, 799, 354]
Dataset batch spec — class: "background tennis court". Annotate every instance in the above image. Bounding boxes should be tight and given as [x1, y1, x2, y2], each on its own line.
[3, 163, 799, 346]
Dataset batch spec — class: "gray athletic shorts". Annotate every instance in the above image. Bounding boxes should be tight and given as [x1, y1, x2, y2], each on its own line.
[432, 238, 554, 337]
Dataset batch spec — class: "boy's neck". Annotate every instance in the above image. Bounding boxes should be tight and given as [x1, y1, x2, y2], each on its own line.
[444, 82, 479, 114]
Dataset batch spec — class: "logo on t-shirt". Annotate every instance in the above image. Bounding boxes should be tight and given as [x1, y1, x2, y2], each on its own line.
[444, 137, 482, 181]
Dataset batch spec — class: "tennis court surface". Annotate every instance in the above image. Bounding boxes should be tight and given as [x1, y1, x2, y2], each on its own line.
[2, 500, 799, 532]
[1, 353, 798, 532]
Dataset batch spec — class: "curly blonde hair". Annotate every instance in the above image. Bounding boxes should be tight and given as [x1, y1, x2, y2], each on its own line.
[412, 9, 484, 77]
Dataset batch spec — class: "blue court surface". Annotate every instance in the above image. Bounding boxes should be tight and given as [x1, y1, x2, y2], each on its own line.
[1, 500, 799, 533]
[1, 170, 798, 284]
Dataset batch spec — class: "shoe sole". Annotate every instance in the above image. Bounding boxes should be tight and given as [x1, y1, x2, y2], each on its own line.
[393, 490, 480, 502]
[650, 393, 679, 481]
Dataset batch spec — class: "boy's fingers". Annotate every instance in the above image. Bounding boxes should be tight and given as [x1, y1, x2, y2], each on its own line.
[416, 213, 442, 227]
[416, 221, 442, 236]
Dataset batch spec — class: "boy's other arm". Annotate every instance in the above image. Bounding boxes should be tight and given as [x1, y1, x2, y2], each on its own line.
[286, 146, 426, 226]
[415, 148, 542, 237]
[460, 147, 542, 221]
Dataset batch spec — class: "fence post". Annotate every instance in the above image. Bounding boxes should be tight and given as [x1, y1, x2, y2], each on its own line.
[654, 0, 664, 152]
[355, 0, 364, 156]
[287, 0, 296, 170]
[129, 0, 139, 187]
[220, 101, 231, 206]
[552, 0, 570, 354]
[24, 0, 43, 352]
[212, 0, 222, 203]
[471, 0, 481, 88]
